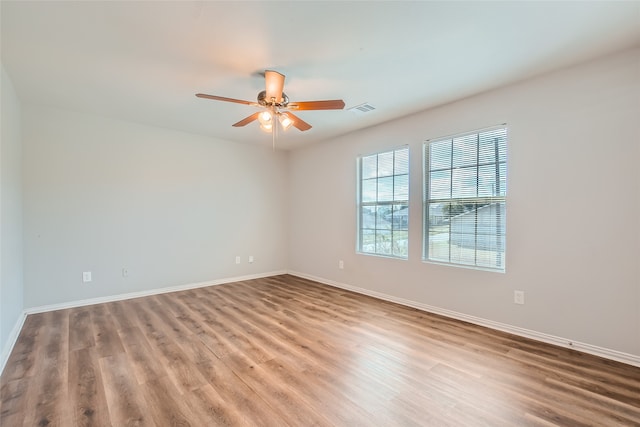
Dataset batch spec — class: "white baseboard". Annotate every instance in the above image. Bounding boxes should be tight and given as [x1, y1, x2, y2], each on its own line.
[1, 311, 27, 375]
[24, 270, 287, 315]
[288, 270, 640, 368]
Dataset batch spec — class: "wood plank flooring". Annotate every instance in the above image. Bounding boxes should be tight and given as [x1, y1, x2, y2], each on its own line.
[1, 274, 639, 426]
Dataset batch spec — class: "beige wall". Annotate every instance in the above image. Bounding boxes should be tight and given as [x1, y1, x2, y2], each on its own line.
[288, 48, 640, 358]
[1, 65, 24, 364]
[22, 106, 289, 308]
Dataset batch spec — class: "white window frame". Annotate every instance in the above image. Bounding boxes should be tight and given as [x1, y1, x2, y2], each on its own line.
[423, 125, 507, 271]
[357, 146, 409, 259]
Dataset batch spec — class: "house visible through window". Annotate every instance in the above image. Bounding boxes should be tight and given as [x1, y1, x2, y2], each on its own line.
[424, 126, 507, 271]
[358, 147, 409, 258]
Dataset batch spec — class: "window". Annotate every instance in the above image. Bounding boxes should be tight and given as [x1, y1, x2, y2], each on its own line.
[424, 126, 507, 271]
[358, 147, 409, 258]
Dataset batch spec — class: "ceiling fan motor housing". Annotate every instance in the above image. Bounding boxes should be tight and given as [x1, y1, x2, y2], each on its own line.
[258, 90, 289, 108]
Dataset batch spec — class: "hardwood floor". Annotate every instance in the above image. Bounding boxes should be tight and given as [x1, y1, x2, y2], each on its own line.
[1, 274, 639, 426]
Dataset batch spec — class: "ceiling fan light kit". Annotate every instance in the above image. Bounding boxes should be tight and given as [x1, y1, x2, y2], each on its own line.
[258, 110, 272, 125]
[279, 113, 293, 130]
[196, 69, 345, 139]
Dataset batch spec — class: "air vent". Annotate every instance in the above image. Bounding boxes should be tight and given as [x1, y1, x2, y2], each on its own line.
[348, 103, 376, 115]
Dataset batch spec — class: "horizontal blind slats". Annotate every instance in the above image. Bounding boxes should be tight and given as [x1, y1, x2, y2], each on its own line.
[424, 127, 507, 271]
[359, 146, 409, 258]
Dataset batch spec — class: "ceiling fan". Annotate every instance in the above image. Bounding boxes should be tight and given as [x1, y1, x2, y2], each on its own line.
[196, 70, 345, 133]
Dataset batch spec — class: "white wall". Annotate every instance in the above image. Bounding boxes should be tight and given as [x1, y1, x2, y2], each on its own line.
[1, 65, 24, 362]
[288, 48, 640, 358]
[22, 106, 288, 308]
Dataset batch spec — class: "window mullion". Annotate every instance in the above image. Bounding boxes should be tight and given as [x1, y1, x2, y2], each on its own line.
[494, 135, 503, 266]
[448, 139, 453, 263]
[475, 134, 479, 265]
[375, 155, 379, 253]
[391, 151, 395, 255]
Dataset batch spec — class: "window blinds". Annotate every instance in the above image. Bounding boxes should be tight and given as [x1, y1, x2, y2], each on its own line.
[359, 147, 409, 258]
[424, 127, 507, 270]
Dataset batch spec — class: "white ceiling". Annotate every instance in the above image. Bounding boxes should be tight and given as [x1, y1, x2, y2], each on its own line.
[2, 1, 639, 150]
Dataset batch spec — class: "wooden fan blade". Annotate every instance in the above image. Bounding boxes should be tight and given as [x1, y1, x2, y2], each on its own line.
[286, 112, 312, 131]
[287, 100, 345, 110]
[196, 93, 256, 106]
[232, 112, 261, 127]
[265, 70, 285, 104]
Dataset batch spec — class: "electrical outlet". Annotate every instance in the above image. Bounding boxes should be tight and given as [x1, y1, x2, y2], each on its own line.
[122, 268, 129, 277]
[82, 271, 92, 283]
[338, 260, 344, 269]
[235, 256, 241, 264]
[249, 255, 254, 263]
[514, 290, 525, 305]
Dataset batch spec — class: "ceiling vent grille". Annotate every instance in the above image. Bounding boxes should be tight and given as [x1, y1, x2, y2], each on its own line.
[348, 103, 376, 115]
